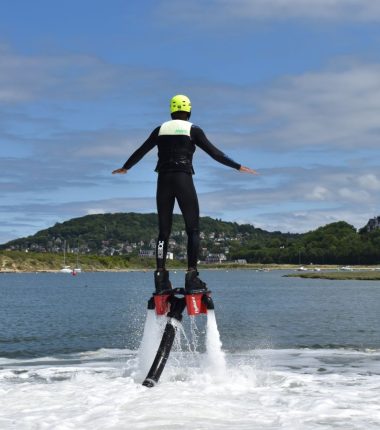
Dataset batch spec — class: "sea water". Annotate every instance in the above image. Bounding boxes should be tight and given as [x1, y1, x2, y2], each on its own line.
[1, 270, 380, 429]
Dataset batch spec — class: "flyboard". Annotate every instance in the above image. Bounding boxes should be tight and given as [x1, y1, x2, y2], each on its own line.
[142, 287, 214, 387]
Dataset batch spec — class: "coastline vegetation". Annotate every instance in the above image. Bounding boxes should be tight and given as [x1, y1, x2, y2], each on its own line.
[285, 271, 380, 281]
[0, 250, 299, 272]
[2, 250, 380, 281]
[0, 250, 177, 272]
[1, 213, 380, 275]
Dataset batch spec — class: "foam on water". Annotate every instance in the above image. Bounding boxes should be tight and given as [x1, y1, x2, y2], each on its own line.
[1, 348, 380, 429]
[2, 303, 380, 429]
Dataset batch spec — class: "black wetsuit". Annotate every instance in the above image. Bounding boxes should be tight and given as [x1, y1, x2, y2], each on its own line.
[122, 120, 241, 269]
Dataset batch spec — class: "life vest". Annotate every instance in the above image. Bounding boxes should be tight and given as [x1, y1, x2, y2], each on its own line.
[155, 120, 195, 174]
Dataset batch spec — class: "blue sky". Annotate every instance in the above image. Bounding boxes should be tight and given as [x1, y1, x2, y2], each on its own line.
[1, 0, 380, 243]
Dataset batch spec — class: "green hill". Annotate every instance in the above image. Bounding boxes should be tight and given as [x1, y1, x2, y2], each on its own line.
[1, 213, 380, 267]
[1, 212, 277, 253]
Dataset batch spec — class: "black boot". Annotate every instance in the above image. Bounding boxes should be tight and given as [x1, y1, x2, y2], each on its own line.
[185, 269, 207, 293]
[154, 269, 172, 294]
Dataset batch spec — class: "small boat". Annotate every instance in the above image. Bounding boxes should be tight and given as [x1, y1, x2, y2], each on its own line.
[71, 241, 82, 274]
[60, 240, 72, 273]
[60, 266, 72, 273]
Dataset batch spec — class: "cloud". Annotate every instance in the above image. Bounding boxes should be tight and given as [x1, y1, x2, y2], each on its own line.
[0, 44, 163, 104]
[0, 157, 106, 195]
[194, 163, 380, 231]
[235, 61, 380, 150]
[4, 43, 380, 156]
[156, 60, 380, 153]
[252, 207, 370, 234]
[1, 42, 380, 241]
[305, 186, 331, 201]
[157, 0, 380, 22]
[1, 161, 379, 242]
[357, 174, 380, 191]
[338, 187, 370, 203]
[0, 218, 43, 244]
[0, 124, 160, 197]
[0, 196, 158, 243]
[0, 47, 114, 103]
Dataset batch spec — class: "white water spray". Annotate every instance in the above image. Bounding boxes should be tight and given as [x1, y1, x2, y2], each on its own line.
[137, 310, 165, 379]
[137, 303, 226, 384]
[205, 310, 227, 379]
[189, 316, 200, 352]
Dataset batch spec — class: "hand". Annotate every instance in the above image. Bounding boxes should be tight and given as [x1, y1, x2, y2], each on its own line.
[112, 168, 127, 174]
[239, 166, 259, 175]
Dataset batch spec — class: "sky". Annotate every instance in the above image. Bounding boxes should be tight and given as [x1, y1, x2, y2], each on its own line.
[1, 0, 380, 243]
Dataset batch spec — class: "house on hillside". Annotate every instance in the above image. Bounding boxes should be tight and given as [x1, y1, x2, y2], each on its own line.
[139, 249, 155, 258]
[205, 253, 227, 264]
[139, 249, 174, 260]
[365, 216, 380, 232]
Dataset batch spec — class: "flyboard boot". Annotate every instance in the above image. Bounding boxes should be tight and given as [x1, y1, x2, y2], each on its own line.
[150, 269, 172, 316]
[154, 269, 172, 293]
[185, 269, 207, 293]
[142, 269, 214, 388]
[184, 269, 213, 316]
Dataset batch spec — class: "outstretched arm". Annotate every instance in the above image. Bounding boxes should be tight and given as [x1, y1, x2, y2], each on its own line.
[112, 127, 159, 175]
[192, 126, 258, 174]
[192, 126, 240, 169]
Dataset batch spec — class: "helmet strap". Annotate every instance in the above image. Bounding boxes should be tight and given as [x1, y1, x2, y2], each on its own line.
[171, 111, 191, 120]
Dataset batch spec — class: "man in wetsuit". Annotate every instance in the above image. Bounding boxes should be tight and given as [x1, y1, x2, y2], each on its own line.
[113, 95, 257, 293]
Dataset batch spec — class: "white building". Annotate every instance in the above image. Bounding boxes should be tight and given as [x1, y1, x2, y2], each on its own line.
[205, 253, 227, 264]
[139, 249, 155, 258]
[365, 216, 380, 232]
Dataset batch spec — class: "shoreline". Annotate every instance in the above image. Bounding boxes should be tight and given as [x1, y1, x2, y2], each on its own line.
[2, 264, 380, 274]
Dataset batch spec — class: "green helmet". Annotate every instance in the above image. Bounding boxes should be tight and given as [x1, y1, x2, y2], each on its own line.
[170, 94, 191, 114]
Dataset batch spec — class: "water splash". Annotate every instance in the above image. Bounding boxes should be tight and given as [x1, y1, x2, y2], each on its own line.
[189, 316, 200, 353]
[137, 308, 226, 383]
[136, 310, 165, 379]
[205, 310, 227, 379]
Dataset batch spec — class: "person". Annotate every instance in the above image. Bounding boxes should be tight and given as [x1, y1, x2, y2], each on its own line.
[113, 95, 257, 294]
